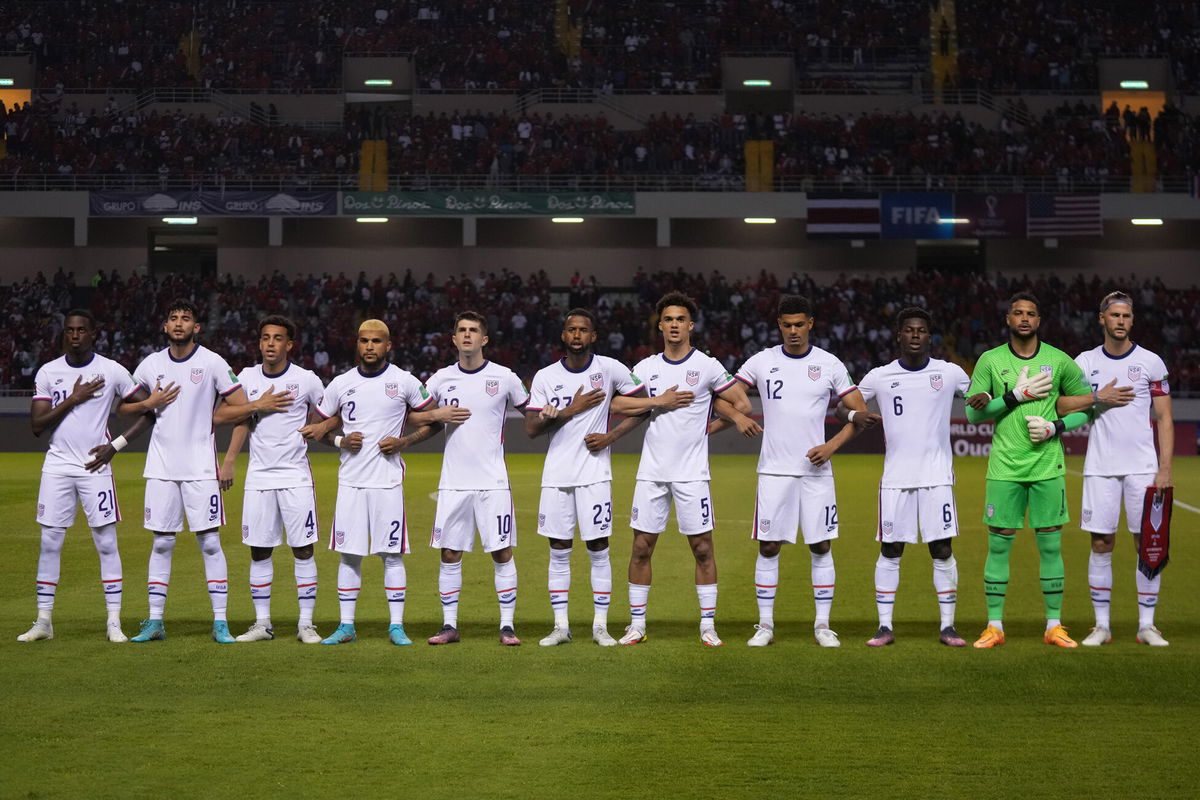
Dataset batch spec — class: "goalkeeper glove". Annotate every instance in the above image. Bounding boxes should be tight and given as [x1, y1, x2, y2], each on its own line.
[1003, 366, 1053, 408]
[1026, 414, 1065, 443]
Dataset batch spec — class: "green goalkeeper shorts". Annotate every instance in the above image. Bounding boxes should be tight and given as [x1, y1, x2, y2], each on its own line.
[983, 477, 1069, 530]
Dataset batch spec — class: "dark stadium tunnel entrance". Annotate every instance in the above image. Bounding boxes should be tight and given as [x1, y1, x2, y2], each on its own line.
[148, 225, 218, 280]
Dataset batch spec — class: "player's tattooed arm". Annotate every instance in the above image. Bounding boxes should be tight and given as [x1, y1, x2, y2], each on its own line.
[1152, 393, 1173, 490]
[393, 423, 442, 452]
[610, 385, 693, 416]
[30, 374, 107, 436]
[1055, 377, 1134, 416]
[218, 422, 251, 490]
[83, 410, 156, 472]
[117, 381, 180, 416]
[213, 384, 293, 425]
[709, 384, 761, 438]
[585, 412, 648, 452]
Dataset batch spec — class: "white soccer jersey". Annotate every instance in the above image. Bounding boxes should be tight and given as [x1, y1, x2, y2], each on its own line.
[1076, 344, 1169, 477]
[238, 362, 324, 490]
[317, 363, 433, 489]
[858, 358, 971, 488]
[528, 354, 644, 488]
[633, 348, 737, 482]
[426, 360, 529, 491]
[736, 345, 856, 477]
[133, 345, 241, 481]
[34, 353, 140, 477]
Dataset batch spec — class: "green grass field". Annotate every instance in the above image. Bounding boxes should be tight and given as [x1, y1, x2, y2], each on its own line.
[1, 452, 1197, 799]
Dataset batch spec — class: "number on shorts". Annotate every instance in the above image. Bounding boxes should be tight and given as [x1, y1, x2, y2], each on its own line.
[97, 489, 115, 514]
[495, 514, 512, 542]
[942, 503, 952, 524]
[592, 502, 612, 525]
[305, 510, 315, 531]
[765, 379, 783, 400]
[893, 396, 903, 416]
[209, 495, 220, 516]
[700, 497, 711, 522]
[344, 400, 357, 421]
[388, 520, 401, 547]
[824, 504, 838, 526]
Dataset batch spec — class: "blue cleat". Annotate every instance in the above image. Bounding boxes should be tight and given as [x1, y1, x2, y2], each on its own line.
[321, 623, 357, 645]
[211, 620, 235, 643]
[388, 624, 412, 646]
[130, 619, 165, 643]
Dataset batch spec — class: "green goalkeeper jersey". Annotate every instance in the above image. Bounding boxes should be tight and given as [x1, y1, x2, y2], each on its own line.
[967, 341, 1090, 481]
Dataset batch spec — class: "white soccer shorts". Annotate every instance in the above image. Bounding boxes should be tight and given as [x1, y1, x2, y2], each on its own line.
[752, 474, 838, 545]
[1081, 474, 1155, 534]
[37, 473, 122, 528]
[143, 478, 224, 533]
[876, 485, 959, 543]
[430, 489, 516, 553]
[630, 480, 714, 536]
[330, 485, 409, 556]
[537, 482, 614, 542]
[241, 487, 320, 549]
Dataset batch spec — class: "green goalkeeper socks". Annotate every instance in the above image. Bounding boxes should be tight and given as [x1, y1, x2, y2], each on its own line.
[1036, 529, 1065, 620]
[983, 531, 1014, 621]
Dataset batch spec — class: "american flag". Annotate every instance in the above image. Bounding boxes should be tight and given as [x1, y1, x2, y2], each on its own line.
[806, 192, 880, 239]
[1026, 194, 1102, 237]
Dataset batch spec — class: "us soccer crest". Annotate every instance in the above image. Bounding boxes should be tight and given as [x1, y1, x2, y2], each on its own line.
[882, 520, 893, 535]
[808, 365, 822, 381]
[685, 370, 700, 386]
[286, 382, 300, 398]
[631, 507, 639, 521]
[986, 503, 995, 518]
[1128, 365, 1143, 382]
[538, 513, 546, 527]
[1039, 365, 1052, 375]
[241, 524, 249, 540]
[485, 379, 499, 396]
[334, 530, 346, 547]
[384, 382, 399, 399]
[190, 367, 205, 384]
[758, 518, 771, 533]
[930, 373, 943, 390]
[589, 372, 604, 390]
[144, 506, 152, 521]
[1082, 508, 1092, 524]
[37, 503, 44, 517]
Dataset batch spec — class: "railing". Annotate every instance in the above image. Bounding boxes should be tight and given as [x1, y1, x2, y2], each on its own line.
[0, 173, 1195, 194]
[916, 89, 1036, 125]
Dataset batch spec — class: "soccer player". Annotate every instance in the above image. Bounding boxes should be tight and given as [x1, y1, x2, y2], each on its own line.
[19, 309, 172, 643]
[216, 315, 327, 644]
[416, 311, 529, 646]
[617, 291, 758, 647]
[965, 292, 1131, 649]
[840, 308, 971, 647]
[525, 308, 690, 647]
[299, 319, 454, 646]
[731, 294, 876, 648]
[1064, 292, 1173, 646]
[126, 299, 285, 644]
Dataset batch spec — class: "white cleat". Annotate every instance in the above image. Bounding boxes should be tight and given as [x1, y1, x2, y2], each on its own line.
[814, 625, 841, 648]
[539, 626, 573, 647]
[1081, 626, 1112, 646]
[700, 628, 724, 647]
[1136, 626, 1170, 647]
[235, 623, 275, 642]
[296, 625, 322, 644]
[17, 621, 53, 642]
[591, 626, 618, 646]
[106, 621, 128, 643]
[747, 624, 775, 647]
[618, 625, 647, 645]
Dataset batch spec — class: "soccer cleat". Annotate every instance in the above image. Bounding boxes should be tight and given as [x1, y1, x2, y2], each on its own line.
[938, 626, 967, 647]
[539, 626, 572, 647]
[321, 623, 357, 645]
[1043, 624, 1077, 648]
[814, 625, 841, 648]
[973, 625, 1005, 648]
[130, 619, 165, 643]
[235, 623, 275, 642]
[427, 625, 460, 645]
[212, 620, 236, 644]
[747, 624, 775, 647]
[499, 626, 522, 646]
[388, 624, 412, 646]
[866, 626, 895, 647]
[618, 625, 647, 645]
[296, 625, 322, 644]
[592, 625, 617, 646]
[106, 621, 128, 643]
[17, 621, 54, 642]
[1136, 626, 1169, 647]
[1081, 626, 1112, 647]
[700, 628, 724, 647]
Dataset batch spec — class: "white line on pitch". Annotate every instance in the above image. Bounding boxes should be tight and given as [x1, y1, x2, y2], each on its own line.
[1067, 469, 1198, 514]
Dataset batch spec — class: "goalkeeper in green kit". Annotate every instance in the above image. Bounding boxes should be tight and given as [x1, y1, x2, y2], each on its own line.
[964, 293, 1132, 648]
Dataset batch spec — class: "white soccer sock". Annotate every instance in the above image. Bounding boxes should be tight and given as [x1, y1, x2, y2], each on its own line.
[874, 554, 901, 629]
[588, 547, 612, 627]
[383, 554, 406, 625]
[696, 583, 718, 631]
[628, 582, 650, 629]
[294, 556, 317, 627]
[337, 555, 363, 625]
[91, 524, 122, 614]
[147, 534, 176, 620]
[249, 556, 273, 626]
[1088, 551, 1113, 629]
[548, 547, 572, 628]
[196, 531, 228, 622]
[811, 550, 835, 628]
[1135, 567, 1161, 629]
[754, 553, 779, 629]
[932, 556, 958, 629]
[494, 557, 518, 629]
[439, 561, 462, 628]
[35, 526, 66, 613]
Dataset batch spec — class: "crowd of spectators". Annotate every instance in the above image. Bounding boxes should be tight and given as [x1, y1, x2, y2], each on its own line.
[4, 266, 1198, 401]
[4, 99, 1199, 186]
[4, 0, 1196, 94]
